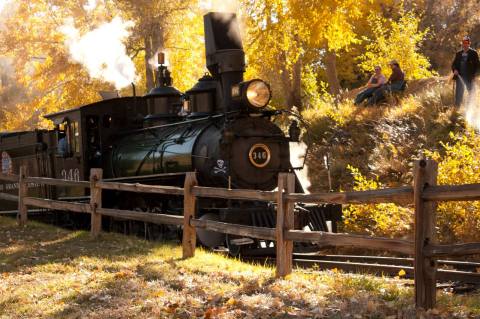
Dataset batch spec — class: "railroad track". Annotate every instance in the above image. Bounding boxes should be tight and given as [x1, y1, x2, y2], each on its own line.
[242, 252, 480, 286]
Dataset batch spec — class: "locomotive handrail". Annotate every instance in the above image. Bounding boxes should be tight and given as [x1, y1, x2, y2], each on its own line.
[118, 113, 227, 135]
[25, 177, 90, 188]
[285, 186, 414, 205]
[192, 186, 277, 202]
[0, 173, 19, 182]
[97, 181, 184, 195]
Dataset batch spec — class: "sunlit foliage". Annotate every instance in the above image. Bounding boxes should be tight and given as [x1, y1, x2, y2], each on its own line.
[342, 166, 413, 238]
[428, 131, 480, 243]
[358, 8, 436, 80]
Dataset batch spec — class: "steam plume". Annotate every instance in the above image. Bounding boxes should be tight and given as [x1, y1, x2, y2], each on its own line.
[200, 0, 239, 13]
[290, 142, 311, 193]
[61, 17, 137, 89]
[457, 75, 480, 131]
[465, 87, 480, 131]
[83, 0, 98, 11]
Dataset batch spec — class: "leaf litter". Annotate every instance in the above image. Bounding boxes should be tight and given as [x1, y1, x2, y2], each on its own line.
[0, 216, 479, 318]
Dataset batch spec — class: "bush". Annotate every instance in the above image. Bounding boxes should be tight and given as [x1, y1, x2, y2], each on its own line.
[341, 166, 413, 238]
[427, 130, 480, 243]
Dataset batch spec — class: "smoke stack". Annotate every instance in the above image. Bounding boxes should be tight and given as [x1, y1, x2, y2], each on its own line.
[203, 12, 245, 112]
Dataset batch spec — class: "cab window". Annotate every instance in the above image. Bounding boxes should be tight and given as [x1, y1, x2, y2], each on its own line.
[57, 120, 80, 157]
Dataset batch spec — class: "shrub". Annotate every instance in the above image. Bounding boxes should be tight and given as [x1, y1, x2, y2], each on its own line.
[341, 166, 413, 238]
[427, 130, 480, 243]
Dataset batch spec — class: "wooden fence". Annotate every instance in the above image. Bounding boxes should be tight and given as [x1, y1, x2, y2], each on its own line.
[1, 159, 480, 310]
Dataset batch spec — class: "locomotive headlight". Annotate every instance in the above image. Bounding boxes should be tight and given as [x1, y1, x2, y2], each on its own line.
[232, 79, 272, 111]
[246, 80, 271, 108]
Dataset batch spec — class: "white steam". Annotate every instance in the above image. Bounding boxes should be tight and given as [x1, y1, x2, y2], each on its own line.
[200, 0, 239, 13]
[464, 83, 480, 130]
[289, 142, 311, 193]
[83, 0, 98, 11]
[61, 17, 137, 89]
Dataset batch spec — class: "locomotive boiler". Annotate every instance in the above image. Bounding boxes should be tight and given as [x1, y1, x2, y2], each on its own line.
[0, 12, 341, 254]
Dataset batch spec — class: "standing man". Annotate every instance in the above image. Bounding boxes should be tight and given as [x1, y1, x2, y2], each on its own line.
[451, 36, 479, 106]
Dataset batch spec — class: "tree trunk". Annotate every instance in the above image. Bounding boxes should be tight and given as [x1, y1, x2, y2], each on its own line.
[280, 52, 303, 111]
[144, 35, 155, 91]
[144, 22, 165, 92]
[291, 58, 302, 111]
[324, 49, 341, 97]
[151, 22, 164, 84]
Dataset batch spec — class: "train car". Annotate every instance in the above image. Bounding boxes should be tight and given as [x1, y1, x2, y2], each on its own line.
[0, 12, 341, 254]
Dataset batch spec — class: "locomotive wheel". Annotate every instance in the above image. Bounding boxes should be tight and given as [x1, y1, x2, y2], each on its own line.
[226, 234, 242, 256]
[197, 213, 225, 248]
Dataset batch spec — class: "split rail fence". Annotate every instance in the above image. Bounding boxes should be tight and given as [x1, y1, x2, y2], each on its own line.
[1, 160, 480, 310]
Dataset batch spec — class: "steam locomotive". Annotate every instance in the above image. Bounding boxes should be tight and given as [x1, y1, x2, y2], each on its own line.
[0, 13, 340, 254]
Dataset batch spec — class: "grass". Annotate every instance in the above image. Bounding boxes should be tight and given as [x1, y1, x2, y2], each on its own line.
[0, 216, 479, 318]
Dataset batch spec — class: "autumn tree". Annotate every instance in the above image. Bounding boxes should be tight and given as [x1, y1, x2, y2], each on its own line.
[0, 0, 205, 130]
[405, 0, 480, 74]
[0, 0, 125, 130]
[358, 8, 435, 80]
[116, 0, 203, 93]
[242, 0, 396, 109]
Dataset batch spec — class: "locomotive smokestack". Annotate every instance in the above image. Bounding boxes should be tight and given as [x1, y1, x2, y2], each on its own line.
[204, 12, 245, 112]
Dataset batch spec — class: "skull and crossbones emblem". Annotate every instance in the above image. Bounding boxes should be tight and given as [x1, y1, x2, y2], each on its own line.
[213, 159, 227, 174]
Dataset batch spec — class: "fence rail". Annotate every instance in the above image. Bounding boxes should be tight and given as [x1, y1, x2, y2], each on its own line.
[285, 186, 414, 205]
[1, 159, 480, 310]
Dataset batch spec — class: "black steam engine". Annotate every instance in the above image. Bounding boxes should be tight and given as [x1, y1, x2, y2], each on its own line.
[0, 13, 340, 254]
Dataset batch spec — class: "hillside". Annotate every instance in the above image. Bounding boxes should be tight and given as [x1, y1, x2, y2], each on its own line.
[303, 76, 464, 193]
[1, 216, 480, 318]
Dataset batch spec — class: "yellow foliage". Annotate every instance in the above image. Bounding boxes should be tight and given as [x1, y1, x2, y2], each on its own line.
[359, 7, 435, 80]
[342, 166, 413, 237]
[427, 130, 480, 243]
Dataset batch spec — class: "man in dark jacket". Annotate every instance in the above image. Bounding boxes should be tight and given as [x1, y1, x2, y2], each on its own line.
[451, 36, 479, 106]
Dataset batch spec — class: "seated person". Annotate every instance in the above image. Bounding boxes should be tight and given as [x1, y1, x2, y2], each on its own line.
[354, 65, 386, 105]
[367, 60, 405, 105]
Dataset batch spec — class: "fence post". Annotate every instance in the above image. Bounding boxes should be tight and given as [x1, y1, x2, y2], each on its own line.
[17, 165, 28, 227]
[276, 172, 296, 278]
[414, 159, 438, 310]
[183, 172, 198, 259]
[90, 168, 103, 237]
